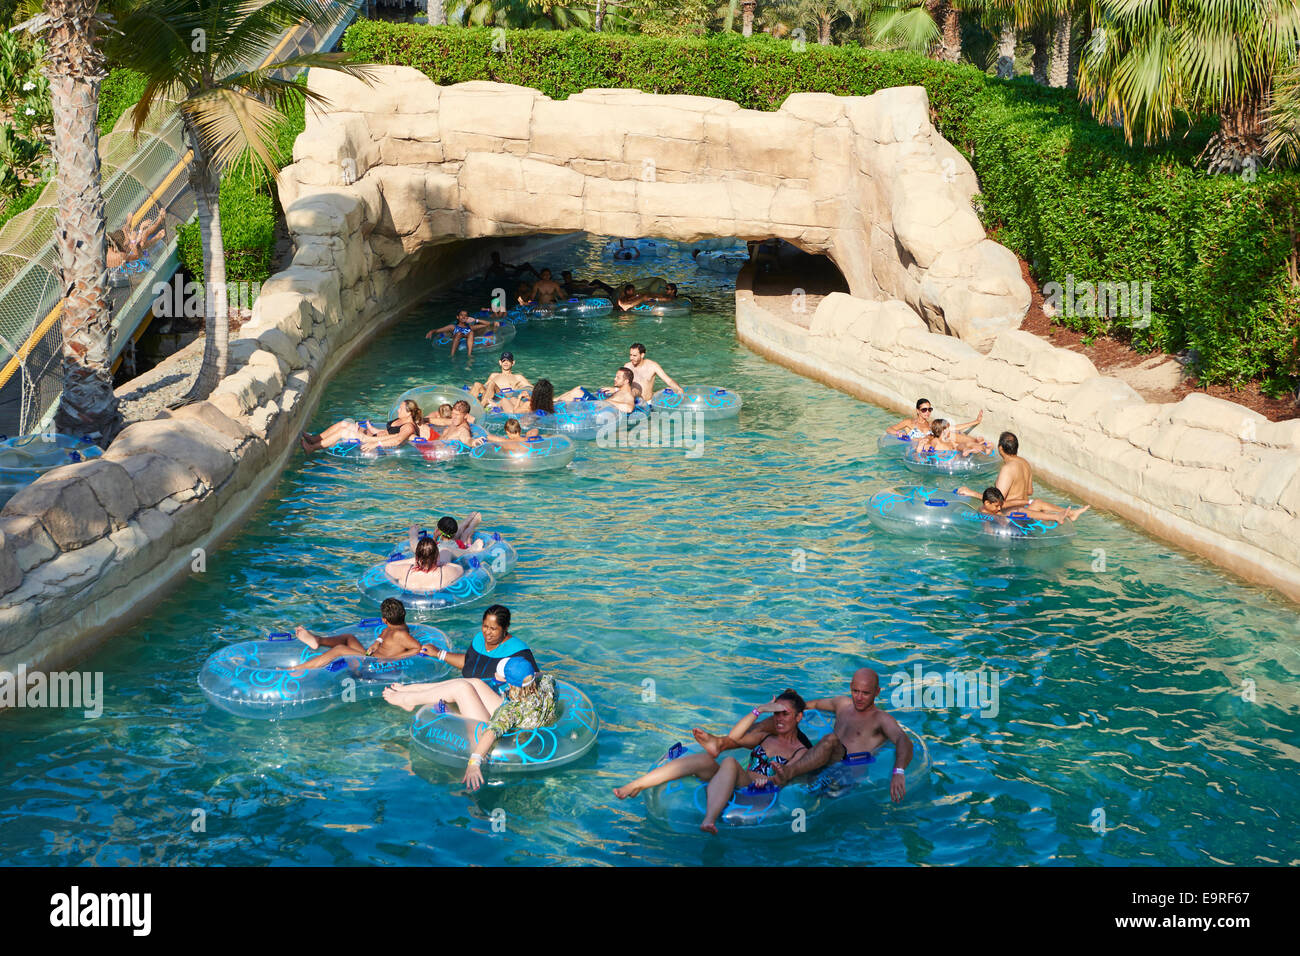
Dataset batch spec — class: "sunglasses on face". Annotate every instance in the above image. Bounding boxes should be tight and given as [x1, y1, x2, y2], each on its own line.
[919, 407, 933, 413]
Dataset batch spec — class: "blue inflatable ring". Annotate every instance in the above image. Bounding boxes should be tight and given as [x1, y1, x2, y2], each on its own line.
[390, 529, 517, 578]
[198, 621, 452, 720]
[358, 553, 497, 611]
[650, 386, 742, 421]
[409, 680, 600, 779]
[864, 484, 1079, 548]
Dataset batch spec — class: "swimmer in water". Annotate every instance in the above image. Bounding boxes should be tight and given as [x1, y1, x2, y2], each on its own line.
[425, 309, 503, 359]
[300, 400, 421, 455]
[469, 352, 531, 408]
[887, 399, 983, 439]
[914, 419, 994, 457]
[557, 367, 639, 414]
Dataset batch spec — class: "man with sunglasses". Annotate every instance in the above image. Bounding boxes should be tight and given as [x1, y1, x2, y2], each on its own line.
[690, 668, 918, 803]
[887, 398, 982, 440]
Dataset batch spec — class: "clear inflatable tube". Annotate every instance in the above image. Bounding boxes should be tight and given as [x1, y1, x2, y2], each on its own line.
[357, 554, 497, 611]
[901, 444, 1000, 476]
[198, 621, 452, 719]
[389, 530, 517, 578]
[641, 711, 930, 834]
[0, 434, 104, 506]
[508, 296, 613, 322]
[430, 323, 515, 352]
[467, 434, 577, 473]
[604, 238, 668, 259]
[389, 384, 485, 421]
[626, 297, 692, 317]
[409, 680, 600, 778]
[322, 425, 489, 463]
[694, 250, 749, 273]
[487, 395, 647, 441]
[650, 386, 742, 421]
[876, 431, 921, 458]
[865, 484, 1079, 548]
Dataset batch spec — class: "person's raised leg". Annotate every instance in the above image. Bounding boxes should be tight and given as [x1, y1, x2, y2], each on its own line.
[383, 677, 463, 712]
[772, 732, 844, 785]
[613, 750, 718, 799]
[693, 717, 773, 757]
[461, 677, 503, 719]
[700, 757, 746, 833]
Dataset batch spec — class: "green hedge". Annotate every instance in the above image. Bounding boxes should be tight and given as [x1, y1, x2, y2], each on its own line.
[177, 92, 305, 294]
[341, 23, 1300, 390]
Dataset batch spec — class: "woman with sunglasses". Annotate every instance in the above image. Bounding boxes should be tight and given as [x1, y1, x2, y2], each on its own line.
[613, 689, 814, 833]
[886, 399, 983, 440]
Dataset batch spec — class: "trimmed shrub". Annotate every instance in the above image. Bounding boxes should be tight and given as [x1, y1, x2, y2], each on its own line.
[341, 23, 1300, 388]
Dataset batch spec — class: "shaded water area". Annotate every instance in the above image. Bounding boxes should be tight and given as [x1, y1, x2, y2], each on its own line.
[1, 235, 1297, 866]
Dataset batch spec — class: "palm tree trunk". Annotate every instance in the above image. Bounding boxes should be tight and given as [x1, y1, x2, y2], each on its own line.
[941, 6, 961, 62]
[819, 14, 831, 45]
[594, 0, 604, 31]
[46, 0, 121, 442]
[1048, 11, 1072, 88]
[996, 20, 1015, 79]
[1202, 95, 1267, 175]
[179, 136, 229, 404]
[429, 0, 446, 26]
[1031, 26, 1048, 85]
[742, 1, 755, 37]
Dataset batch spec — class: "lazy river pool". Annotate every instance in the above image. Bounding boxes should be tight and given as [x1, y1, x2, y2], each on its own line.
[0, 235, 1296, 866]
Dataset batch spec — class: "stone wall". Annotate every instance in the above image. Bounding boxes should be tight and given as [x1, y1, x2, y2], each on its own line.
[735, 275, 1300, 603]
[280, 68, 1029, 351]
[0, 231, 577, 681]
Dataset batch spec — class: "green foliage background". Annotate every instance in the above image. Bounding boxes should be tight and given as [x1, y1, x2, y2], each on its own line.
[339, 23, 1300, 389]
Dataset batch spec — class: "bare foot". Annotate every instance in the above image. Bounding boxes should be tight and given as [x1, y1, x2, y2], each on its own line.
[300, 435, 314, 453]
[294, 626, 319, 650]
[613, 784, 642, 800]
[692, 728, 726, 758]
[382, 687, 420, 711]
[699, 821, 718, 834]
[1066, 505, 1091, 521]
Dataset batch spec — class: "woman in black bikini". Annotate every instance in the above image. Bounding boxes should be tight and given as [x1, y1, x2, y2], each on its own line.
[612, 689, 813, 833]
[300, 399, 422, 454]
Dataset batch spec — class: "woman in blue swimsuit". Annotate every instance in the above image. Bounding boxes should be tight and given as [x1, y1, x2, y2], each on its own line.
[613, 689, 813, 833]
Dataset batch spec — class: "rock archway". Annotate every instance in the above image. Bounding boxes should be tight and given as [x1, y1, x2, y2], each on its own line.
[278, 67, 1029, 351]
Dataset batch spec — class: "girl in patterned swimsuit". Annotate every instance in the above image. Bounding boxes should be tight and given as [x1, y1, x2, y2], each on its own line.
[613, 689, 813, 834]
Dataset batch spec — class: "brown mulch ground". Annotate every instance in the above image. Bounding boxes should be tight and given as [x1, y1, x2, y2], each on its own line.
[1014, 259, 1299, 422]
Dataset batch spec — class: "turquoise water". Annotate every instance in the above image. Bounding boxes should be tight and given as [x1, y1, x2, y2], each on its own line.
[1, 235, 1297, 866]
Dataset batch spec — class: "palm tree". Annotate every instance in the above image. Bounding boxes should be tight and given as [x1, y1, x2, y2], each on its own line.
[429, 0, 447, 25]
[741, 0, 756, 35]
[871, 0, 966, 62]
[447, 0, 591, 28]
[1265, 60, 1300, 169]
[12, 0, 122, 441]
[109, 0, 375, 403]
[1078, 0, 1300, 174]
[771, 0, 863, 44]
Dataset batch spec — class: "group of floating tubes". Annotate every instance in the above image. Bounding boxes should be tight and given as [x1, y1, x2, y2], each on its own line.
[359, 551, 499, 611]
[198, 621, 453, 719]
[410, 680, 600, 781]
[642, 711, 931, 834]
[693, 250, 749, 274]
[507, 296, 613, 322]
[865, 485, 1077, 547]
[650, 387, 743, 421]
[322, 422, 491, 463]
[0, 434, 104, 507]
[430, 322, 516, 352]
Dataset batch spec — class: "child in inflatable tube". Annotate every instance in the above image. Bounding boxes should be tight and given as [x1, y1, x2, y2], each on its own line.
[284, 598, 442, 673]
